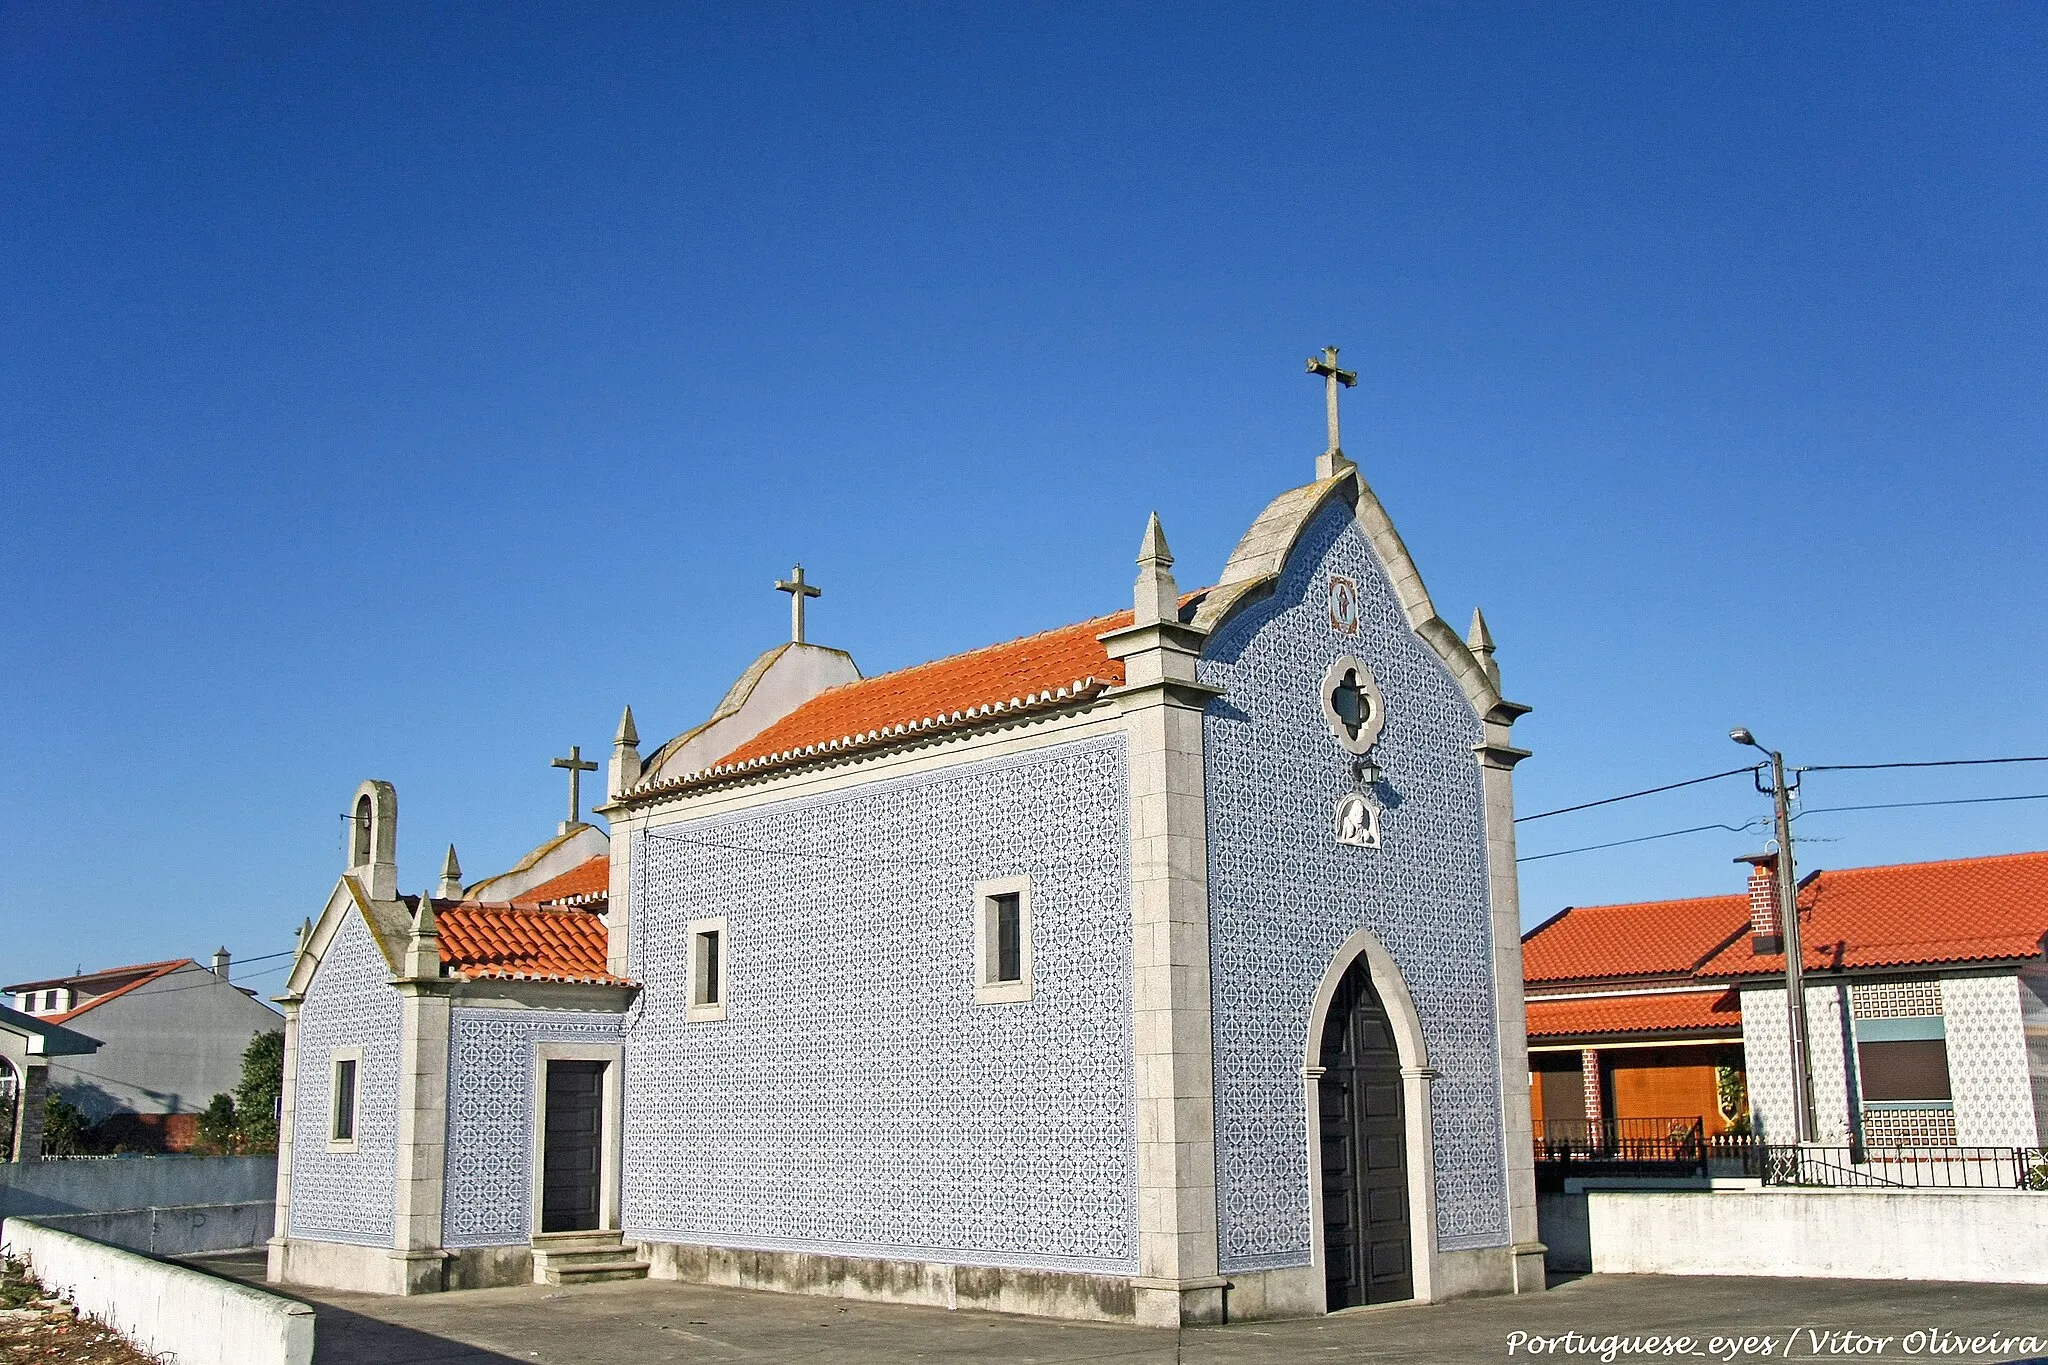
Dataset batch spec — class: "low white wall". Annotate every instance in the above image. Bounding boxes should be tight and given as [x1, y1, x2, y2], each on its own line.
[1, 1156, 277, 1219]
[34, 1200, 273, 1256]
[1588, 1189, 2048, 1284]
[1, 1218, 313, 1365]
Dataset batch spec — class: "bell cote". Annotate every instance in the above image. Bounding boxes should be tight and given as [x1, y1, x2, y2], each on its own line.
[348, 779, 399, 902]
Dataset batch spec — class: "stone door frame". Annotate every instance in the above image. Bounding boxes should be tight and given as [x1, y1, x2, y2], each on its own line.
[1300, 926, 1440, 1309]
[529, 1042, 626, 1239]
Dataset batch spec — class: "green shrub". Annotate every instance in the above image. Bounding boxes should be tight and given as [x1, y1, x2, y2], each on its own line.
[196, 1093, 240, 1155]
[41, 1095, 89, 1156]
[234, 1030, 285, 1153]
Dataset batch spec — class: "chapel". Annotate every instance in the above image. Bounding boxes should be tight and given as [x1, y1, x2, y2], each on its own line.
[267, 353, 1545, 1324]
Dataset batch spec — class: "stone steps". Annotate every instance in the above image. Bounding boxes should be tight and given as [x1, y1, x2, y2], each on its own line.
[530, 1231, 648, 1285]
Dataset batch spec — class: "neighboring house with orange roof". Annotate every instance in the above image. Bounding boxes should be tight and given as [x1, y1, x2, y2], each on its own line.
[4, 954, 281, 1152]
[1523, 850, 2048, 1153]
[1698, 850, 2048, 1149]
[270, 430, 1547, 1321]
[1520, 894, 1749, 1138]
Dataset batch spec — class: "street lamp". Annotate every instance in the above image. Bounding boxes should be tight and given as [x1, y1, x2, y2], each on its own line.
[1732, 727, 1817, 1144]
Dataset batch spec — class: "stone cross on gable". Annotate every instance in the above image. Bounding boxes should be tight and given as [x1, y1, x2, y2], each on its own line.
[551, 745, 597, 830]
[775, 563, 822, 644]
[1306, 346, 1358, 476]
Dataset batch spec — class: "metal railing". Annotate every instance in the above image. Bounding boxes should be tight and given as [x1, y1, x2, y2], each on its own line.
[1535, 1116, 1705, 1162]
[1760, 1145, 2048, 1191]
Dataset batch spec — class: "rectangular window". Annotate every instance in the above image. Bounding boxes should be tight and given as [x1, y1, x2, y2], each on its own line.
[994, 894, 1022, 984]
[331, 1056, 358, 1145]
[1854, 1013, 1951, 1105]
[974, 877, 1033, 1005]
[694, 930, 721, 1005]
[1857, 1039, 1952, 1103]
[686, 918, 728, 1021]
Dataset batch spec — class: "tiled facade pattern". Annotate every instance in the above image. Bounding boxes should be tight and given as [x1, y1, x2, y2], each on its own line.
[622, 735, 1138, 1274]
[288, 912, 402, 1246]
[1940, 974, 2039, 1146]
[1201, 499, 1508, 1270]
[1740, 983, 1857, 1143]
[1858, 1108, 1957, 1145]
[442, 1008, 626, 1247]
[2023, 965, 2048, 1139]
[1748, 974, 2039, 1148]
[1849, 979, 1943, 1019]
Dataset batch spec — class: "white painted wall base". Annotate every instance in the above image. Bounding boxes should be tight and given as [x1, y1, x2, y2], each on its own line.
[1588, 1190, 2048, 1284]
[1435, 1244, 1535, 1298]
[1223, 1243, 1539, 1316]
[644, 1241, 1139, 1322]
[1219, 1264, 1322, 1320]
[266, 1235, 445, 1295]
[3, 1218, 312, 1365]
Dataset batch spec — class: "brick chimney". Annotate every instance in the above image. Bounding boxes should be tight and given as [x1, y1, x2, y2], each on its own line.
[1736, 854, 1781, 954]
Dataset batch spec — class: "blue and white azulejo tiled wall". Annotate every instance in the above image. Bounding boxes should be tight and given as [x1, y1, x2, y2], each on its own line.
[442, 1008, 627, 1247]
[622, 734, 1137, 1273]
[1200, 496, 1510, 1271]
[289, 910, 403, 1246]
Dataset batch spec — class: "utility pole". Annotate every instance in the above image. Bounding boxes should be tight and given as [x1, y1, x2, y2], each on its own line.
[1732, 727, 1816, 1143]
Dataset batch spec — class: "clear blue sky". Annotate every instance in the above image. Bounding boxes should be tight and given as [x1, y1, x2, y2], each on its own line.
[4, 4, 2044, 992]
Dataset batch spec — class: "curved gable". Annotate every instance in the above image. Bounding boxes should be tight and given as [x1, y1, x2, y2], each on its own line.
[463, 824, 610, 903]
[640, 642, 862, 786]
[1194, 470, 1508, 722]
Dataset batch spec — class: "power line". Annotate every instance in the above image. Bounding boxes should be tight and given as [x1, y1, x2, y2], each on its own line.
[1799, 755, 2048, 773]
[1514, 753, 2048, 829]
[1518, 791, 2048, 865]
[1796, 792, 2048, 816]
[227, 947, 298, 966]
[1517, 818, 1767, 864]
[1515, 766, 1759, 824]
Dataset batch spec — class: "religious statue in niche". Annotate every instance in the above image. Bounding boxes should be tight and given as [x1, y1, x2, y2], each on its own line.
[1327, 573, 1361, 636]
[1334, 790, 1381, 849]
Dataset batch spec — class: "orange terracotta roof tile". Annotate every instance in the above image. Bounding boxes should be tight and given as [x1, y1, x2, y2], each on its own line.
[617, 611, 1142, 804]
[433, 903, 625, 985]
[5, 958, 192, 996]
[716, 610, 1131, 769]
[1527, 988, 1741, 1039]
[2, 959, 200, 1025]
[1699, 850, 2048, 977]
[520, 856, 609, 905]
[1522, 896, 1749, 984]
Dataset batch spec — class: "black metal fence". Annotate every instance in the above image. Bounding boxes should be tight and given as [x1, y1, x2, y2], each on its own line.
[1533, 1120, 2048, 1192]
[1534, 1117, 1711, 1187]
[1536, 1116, 1704, 1163]
[1758, 1145, 2048, 1190]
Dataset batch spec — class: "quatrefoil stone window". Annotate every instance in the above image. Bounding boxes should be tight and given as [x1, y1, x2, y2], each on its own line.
[1320, 655, 1386, 756]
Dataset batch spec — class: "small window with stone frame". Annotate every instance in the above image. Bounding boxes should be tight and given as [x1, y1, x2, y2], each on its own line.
[329, 1049, 361, 1150]
[687, 918, 728, 1022]
[974, 876, 1034, 1005]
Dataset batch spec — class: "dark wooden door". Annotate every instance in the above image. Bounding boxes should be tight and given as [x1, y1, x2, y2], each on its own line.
[541, 1060, 606, 1234]
[1319, 958, 1413, 1308]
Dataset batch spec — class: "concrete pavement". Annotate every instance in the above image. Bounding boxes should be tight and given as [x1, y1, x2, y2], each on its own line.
[185, 1253, 2048, 1365]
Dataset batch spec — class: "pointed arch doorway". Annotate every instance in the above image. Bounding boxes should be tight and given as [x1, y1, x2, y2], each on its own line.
[1317, 956, 1414, 1308]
